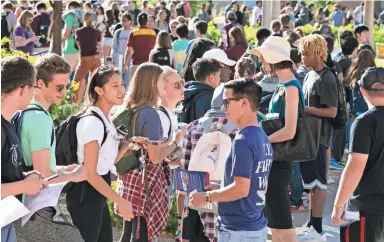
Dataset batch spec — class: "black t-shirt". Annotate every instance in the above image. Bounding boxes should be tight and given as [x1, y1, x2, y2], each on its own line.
[334, 52, 352, 78]
[348, 106, 384, 215]
[302, 68, 338, 146]
[1, 115, 24, 201]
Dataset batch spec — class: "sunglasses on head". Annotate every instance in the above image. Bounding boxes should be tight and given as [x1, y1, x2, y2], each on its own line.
[221, 97, 243, 108]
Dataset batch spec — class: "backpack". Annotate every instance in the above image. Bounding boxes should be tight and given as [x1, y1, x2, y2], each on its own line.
[1, 11, 10, 39]
[320, 67, 348, 130]
[55, 110, 107, 166]
[176, 90, 212, 123]
[151, 48, 171, 67]
[35, 14, 51, 44]
[188, 118, 236, 181]
[113, 105, 149, 174]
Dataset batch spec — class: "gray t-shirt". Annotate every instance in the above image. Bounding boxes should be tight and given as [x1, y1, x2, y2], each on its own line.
[303, 68, 338, 146]
[134, 107, 164, 141]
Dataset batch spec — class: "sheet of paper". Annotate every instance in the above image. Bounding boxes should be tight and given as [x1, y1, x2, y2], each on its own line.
[0, 196, 30, 228]
[21, 182, 67, 226]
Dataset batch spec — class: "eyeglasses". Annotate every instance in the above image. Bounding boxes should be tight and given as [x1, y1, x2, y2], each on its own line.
[221, 97, 243, 109]
[56, 83, 70, 93]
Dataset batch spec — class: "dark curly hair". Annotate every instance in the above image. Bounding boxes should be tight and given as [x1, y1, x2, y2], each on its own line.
[1, 56, 36, 94]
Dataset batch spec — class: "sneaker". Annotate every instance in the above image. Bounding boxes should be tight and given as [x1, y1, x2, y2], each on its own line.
[327, 177, 336, 184]
[297, 226, 327, 242]
[330, 158, 344, 170]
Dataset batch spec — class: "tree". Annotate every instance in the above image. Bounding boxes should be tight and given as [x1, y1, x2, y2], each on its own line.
[51, 1, 63, 55]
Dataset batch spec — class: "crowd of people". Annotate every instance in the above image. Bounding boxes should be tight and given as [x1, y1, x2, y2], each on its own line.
[1, 1, 384, 242]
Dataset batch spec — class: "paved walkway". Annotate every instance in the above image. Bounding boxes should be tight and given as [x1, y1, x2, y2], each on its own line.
[291, 169, 342, 242]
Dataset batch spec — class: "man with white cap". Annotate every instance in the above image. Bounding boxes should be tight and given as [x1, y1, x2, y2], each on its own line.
[203, 49, 236, 83]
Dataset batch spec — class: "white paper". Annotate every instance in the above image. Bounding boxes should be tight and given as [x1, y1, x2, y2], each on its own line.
[21, 182, 67, 226]
[0, 196, 30, 228]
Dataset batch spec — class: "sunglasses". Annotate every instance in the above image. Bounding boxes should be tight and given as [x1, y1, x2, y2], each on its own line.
[221, 97, 243, 109]
[56, 83, 70, 93]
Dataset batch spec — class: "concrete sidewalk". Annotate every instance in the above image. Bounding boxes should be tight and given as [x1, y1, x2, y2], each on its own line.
[288, 169, 343, 242]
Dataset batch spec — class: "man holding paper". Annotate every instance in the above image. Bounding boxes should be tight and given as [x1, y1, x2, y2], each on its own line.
[1, 56, 47, 242]
[189, 79, 272, 242]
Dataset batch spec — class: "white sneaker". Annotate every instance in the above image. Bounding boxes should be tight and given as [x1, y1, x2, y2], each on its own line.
[297, 226, 327, 242]
[327, 177, 336, 185]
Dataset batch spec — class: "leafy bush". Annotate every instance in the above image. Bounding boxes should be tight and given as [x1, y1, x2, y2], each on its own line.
[244, 25, 260, 46]
[1, 38, 38, 63]
[207, 21, 221, 44]
[48, 100, 80, 122]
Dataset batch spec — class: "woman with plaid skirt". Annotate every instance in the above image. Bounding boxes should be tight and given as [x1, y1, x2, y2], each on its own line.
[115, 63, 186, 242]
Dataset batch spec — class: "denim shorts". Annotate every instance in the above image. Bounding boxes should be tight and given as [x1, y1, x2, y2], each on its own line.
[218, 226, 268, 242]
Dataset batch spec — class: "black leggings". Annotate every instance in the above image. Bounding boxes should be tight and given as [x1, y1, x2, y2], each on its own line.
[119, 216, 148, 242]
[66, 173, 113, 242]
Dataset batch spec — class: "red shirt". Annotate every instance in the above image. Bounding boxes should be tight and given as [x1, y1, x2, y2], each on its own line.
[127, 27, 156, 65]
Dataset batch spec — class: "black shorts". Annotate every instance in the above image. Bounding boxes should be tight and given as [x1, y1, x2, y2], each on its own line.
[182, 208, 210, 242]
[340, 215, 384, 242]
[300, 145, 327, 191]
[264, 161, 293, 229]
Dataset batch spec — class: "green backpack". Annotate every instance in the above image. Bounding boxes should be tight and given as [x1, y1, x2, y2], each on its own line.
[113, 105, 148, 174]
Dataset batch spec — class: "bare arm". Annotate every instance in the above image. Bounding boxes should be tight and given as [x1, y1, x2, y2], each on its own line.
[209, 176, 250, 202]
[124, 47, 133, 67]
[62, 27, 72, 40]
[334, 152, 368, 207]
[84, 141, 124, 203]
[305, 106, 337, 118]
[269, 86, 299, 143]
[2, 181, 29, 198]
[14, 36, 34, 47]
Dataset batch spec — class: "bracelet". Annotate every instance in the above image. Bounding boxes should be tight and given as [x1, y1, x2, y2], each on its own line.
[170, 140, 177, 148]
[334, 204, 344, 209]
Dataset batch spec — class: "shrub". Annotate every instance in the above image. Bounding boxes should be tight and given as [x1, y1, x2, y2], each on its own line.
[244, 25, 260, 46]
[207, 21, 221, 44]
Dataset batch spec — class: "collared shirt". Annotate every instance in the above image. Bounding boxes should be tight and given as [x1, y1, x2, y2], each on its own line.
[127, 27, 156, 65]
[76, 106, 120, 175]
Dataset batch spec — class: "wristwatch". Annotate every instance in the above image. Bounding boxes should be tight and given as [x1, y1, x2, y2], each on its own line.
[205, 192, 211, 203]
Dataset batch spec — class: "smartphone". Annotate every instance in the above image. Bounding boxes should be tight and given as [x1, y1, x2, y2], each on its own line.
[44, 173, 58, 181]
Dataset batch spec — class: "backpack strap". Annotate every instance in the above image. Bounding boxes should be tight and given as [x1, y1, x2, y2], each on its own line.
[87, 111, 108, 147]
[158, 106, 172, 139]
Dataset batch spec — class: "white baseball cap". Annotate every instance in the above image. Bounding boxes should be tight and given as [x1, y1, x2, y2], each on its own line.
[202, 49, 236, 66]
[248, 36, 293, 64]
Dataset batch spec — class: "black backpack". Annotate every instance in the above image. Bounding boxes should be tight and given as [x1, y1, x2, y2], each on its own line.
[320, 67, 348, 130]
[151, 48, 171, 67]
[35, 14, 50, 45]
[1, 11, 11, 39]
[55, 111, 107, 166]
[176, 90, 212, 123]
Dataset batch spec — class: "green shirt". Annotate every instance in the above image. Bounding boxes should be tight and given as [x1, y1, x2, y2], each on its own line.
[21, 100, 56, 171]
[63, 12, 80, 54]
[268, 80, 304, 118]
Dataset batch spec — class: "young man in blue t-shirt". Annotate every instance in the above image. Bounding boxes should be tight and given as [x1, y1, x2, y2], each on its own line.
[190, 79, 272, 241]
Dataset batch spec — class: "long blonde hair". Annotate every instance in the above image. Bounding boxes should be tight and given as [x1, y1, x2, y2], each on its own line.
[122, 63, 163, 109]
[18, 10, 33, 31]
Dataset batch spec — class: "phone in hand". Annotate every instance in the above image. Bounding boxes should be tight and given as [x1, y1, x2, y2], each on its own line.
[44, 173, 58, 181]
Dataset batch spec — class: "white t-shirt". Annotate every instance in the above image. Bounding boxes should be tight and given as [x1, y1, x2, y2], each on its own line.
[251, 6, 262, 26]
[76, 106, 121, 175]
[157, 106, 178, 141]
[354, 6, 363, 24]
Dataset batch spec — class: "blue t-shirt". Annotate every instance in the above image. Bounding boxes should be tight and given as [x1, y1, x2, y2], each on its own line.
[217, 126, 273, 231]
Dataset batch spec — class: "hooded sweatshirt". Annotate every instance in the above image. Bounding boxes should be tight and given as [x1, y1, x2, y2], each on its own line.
[183, 81, 215, 121]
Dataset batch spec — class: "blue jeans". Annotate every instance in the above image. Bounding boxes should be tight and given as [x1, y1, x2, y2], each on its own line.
[1, 223, 17, 242]
[289, 162, 304, 206]
[218, 227, 268, 242]
[346, 119, 354, 149]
